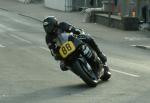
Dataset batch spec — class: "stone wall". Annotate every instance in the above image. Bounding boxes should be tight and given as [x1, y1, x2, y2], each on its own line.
[95, 14, 139, 30]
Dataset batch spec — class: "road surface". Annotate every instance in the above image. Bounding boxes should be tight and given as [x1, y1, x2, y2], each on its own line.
[0, 10, 150, 103]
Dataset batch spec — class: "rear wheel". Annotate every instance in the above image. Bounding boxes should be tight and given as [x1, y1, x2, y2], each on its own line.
[100, 66, 111, 81]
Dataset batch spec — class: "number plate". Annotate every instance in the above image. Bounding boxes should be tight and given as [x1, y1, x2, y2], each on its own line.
[59, 41, 76, 58]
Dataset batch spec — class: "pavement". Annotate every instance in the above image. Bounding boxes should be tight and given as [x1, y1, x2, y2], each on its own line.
[0, 0, 84, 24]
[0, 0, 150, 50]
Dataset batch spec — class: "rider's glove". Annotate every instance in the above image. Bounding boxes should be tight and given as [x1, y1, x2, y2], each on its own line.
[74, 28, 82, 35]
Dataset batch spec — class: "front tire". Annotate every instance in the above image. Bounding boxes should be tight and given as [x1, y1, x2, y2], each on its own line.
[70, 60, 99, 87]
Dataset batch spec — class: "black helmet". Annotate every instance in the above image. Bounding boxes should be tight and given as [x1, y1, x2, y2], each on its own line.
[43, 16, 58, 34]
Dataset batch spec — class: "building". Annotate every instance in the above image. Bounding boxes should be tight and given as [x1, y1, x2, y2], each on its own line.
[44, 0, 103, 11]
[136, 0, 150, 23]
[110, 0, 150, 23]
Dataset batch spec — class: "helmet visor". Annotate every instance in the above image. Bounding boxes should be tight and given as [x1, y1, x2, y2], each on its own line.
[44, 23, 55, 33]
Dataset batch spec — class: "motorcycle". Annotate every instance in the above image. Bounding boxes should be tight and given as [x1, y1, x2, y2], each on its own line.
[56, 32, 110, 87]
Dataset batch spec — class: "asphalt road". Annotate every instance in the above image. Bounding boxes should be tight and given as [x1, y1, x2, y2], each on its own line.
[0, 10, 150, 103]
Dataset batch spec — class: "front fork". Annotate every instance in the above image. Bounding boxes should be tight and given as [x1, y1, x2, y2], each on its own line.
[80, 44, 103, 78]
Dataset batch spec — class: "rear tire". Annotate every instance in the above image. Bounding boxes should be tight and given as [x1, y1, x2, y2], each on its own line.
[100, 69, 111, 81]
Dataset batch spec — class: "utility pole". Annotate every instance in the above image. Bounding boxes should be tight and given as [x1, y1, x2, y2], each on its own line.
[108, 0, 111, 26]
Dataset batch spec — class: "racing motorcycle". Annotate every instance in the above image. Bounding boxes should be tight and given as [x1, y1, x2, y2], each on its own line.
[56, 32, 110, 87]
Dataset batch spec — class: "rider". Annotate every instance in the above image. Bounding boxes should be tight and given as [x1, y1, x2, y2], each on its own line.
[43, 16, 111, 77]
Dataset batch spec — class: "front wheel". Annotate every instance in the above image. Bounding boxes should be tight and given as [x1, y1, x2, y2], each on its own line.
[70, 60, 99, 87]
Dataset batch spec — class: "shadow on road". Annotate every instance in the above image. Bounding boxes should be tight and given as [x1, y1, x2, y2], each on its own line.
[0, 81, 106, 103]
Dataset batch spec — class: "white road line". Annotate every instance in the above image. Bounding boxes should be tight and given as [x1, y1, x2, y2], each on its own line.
[10, 34, 32, 44]
[40, 47, 49, 52]
[0, 24, 16, 31]
[131, 45, 150, 49]
[0, 44, 5, 48]
[111, 69, 140, 77]
[40, 46, 140, 78]
[124, 37, 147, 41]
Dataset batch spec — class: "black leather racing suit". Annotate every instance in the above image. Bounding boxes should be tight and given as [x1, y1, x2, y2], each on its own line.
[45, 22, 107, 70]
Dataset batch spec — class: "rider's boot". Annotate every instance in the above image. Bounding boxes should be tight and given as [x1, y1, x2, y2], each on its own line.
[60, 61, 69, 71]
